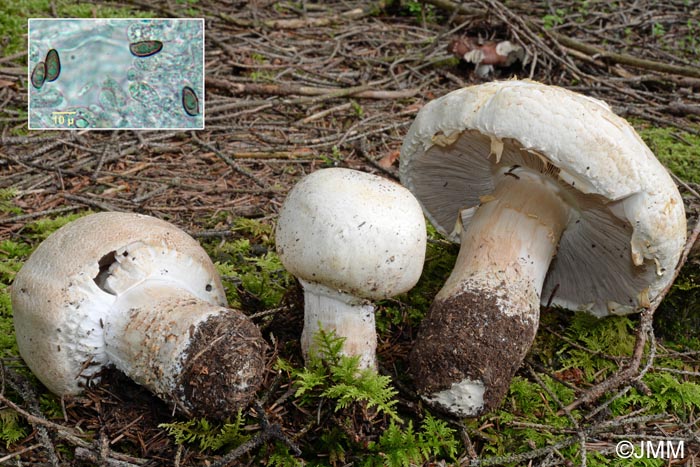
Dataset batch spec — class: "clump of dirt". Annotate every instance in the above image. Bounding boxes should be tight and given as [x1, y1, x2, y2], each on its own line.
[178, 310, 268, 419]
[409, 288, 537, 415]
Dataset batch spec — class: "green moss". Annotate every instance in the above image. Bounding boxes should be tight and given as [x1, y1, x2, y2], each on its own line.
[57, 4, 155, 18]
[0, 0, 47, 57]
[0, 0, 153, 56]
[430, 56, 461, 68]
[654, 263, 700, 349]
[0, 285, 18, 358]
[23, 212, 88, 242]
[160, 410, 251, 451]
[204, 218, 291, 310]
[633, 122, 700, 183]
[0, 409, 27, 448]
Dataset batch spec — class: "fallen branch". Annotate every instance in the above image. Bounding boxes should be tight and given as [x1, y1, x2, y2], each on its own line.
[218, 2, 388, 30]
[62, 193, 125, 213]
[206, 79, 419, 100]
[551, 32, 700, 79]
[74, 447, 145, 467]
[0, 443, 42, 463]
[0, 205, 82, 225]
[664, 102, 700, 117]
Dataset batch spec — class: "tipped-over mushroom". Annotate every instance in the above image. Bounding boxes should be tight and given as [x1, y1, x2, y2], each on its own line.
[12, 212, 267, 419]
[400, 80, 687, 417]
[276, 168, 426, 369]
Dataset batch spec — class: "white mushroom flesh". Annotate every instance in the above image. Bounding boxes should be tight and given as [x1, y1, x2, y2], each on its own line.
[299, 280, 376, 368]
[275, 168, 426, 370]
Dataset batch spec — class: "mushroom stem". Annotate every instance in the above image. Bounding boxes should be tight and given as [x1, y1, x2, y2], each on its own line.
[104, 282, 266, 417]
[410, 167, 571, 416]
[300, 280, 377, 370]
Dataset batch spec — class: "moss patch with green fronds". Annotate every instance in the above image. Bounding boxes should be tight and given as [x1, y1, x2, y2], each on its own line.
[0, 0, 158, 57]
[634, 122, 700, 184]
[654, 263, 700, 349]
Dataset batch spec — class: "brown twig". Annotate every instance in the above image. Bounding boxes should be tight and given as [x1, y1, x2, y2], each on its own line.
[191, 134, 270, 189]
[218, 2, 388, 29]
[62, 193, 125, 212]
[551, 32, 700, 79]
[207, 79, 419, 100]
[0, 206, 81, 225]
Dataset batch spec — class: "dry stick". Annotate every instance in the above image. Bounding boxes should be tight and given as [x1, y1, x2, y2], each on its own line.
[74, 447, 143, 467]
[0, 51, 26, 65]
[297, 102, 353, 124]
[562, 212, 700, 414]
[0, 205, 81, 225]
[0, 134, 61, 145]
[0, 387, 148, 466]
[551, 32, 700, 79]
[206, 79, 419, 100]
[63, 193, 125, 212]
[4, 372, 61, 467]
[0, 67, 25, 76]
[22, 139, 65, 161]
[227, 150, 317, 160]
[0, 443, 43, 463]
[664, 103, 700, 117]
[470, 436, 581, 466]
[190, 134, 270, 189]
[584, 386, 631, 421]
[132, 185, 169, 204]
[0, 386, 86, 448]
[217, 1, 388, 29]
[91, 132, 118, 181]
[206, 83, 376, 115]
[669, 170, 700, 200]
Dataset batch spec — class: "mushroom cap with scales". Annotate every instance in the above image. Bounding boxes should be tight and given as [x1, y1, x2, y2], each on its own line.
[12, 212, 229, 396]
[399, 80, 686, 317]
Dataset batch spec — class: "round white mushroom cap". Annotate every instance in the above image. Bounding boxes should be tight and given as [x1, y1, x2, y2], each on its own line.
[276, 168, 427, 301]
[12, 212, 228, 396]
[400, 80, 687, 317]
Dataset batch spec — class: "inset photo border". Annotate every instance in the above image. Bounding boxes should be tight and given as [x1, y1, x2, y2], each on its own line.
[28, 18, 204, 130]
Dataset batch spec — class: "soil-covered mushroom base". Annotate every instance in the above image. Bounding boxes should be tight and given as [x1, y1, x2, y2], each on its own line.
[178, 310, 268, 419]
[409, 287, 538, 416]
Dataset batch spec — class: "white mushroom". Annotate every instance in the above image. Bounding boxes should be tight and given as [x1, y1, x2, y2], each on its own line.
[12, 212, 267, 419]
[275, 168, 426, 369]
[399, 80, 687, 417]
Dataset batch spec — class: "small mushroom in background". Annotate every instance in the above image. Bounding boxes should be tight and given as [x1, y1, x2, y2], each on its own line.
[275, 168, 427, 369]
[448, 36, 525, 78]
[12, 212, 267, 419]
[399, 80, 687, 417]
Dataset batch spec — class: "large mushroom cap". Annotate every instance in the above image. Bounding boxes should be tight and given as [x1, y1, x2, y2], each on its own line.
[276, 168, 426, 300]
[400, 80, 686, 317]
[12, 212, 227, 396]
